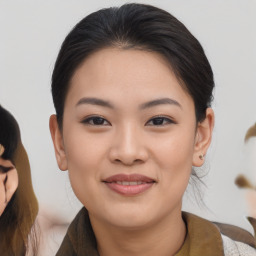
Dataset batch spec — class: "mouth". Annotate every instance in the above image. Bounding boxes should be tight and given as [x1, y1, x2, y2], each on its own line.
[102, 174, 156, 196]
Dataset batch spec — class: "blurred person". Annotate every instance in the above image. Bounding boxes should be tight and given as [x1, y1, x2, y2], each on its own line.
[235, 123, 256, 237]
[0, 105, 38, 255]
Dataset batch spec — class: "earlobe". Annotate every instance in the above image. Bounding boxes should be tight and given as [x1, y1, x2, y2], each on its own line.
[49, 115, 68, 171]
[192, 108, 214, 167]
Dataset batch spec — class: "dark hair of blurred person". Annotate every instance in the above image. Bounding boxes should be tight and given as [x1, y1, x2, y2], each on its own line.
[0, 105, 38, 255]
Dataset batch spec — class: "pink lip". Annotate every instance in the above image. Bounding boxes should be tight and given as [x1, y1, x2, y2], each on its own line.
[103, 174, 156, 196]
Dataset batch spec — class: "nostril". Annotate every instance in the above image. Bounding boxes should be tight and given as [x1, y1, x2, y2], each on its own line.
[113, 158, 144, 166]
[109, 144, 149, 165]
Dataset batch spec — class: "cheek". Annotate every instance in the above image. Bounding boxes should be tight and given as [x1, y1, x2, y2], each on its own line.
[66, 143, 99, 209]
[151, 129, 195, 170]
[63, 126, 108, 205]
[150, 129, 195, 193]
[64, 125, 106, 170]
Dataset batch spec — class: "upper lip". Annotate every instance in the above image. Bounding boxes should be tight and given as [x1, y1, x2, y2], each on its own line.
[103, 174, 156, 183]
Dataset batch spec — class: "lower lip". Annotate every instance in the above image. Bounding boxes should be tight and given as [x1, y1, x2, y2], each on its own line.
[104, 182, 154, 196]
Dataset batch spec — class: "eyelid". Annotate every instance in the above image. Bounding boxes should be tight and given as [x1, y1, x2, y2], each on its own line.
[145, 115, 176, 126]
[0, 165, 13, 174]
[81, 115, 111, 126]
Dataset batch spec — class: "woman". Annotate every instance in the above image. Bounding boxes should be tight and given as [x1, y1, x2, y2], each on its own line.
[0, 105, 38, 255]
[49, 3, 256, 255]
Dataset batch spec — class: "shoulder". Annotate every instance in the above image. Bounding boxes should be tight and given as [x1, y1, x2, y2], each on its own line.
[221, 234, 256, 255]
[56, 207, 99, 256]
[213, 221, 255, 248]
[214, 221, 256, 255]
[182, 212, 256, 255]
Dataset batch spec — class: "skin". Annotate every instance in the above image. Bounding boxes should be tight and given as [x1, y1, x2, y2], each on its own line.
[0, 145, 18, 216]
[50, 48, 214, 256]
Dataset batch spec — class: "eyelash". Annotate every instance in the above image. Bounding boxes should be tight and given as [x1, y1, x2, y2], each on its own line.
[146, 116, 175, 126]
[81, 115, 175, 126]
[0, 165, 13, 174]
[81, 116, 110, 126]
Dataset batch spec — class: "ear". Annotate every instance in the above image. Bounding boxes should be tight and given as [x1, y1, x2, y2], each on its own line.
[0, 160, 18, 216]
[192, 108, 214, 167]
[49, 115, 68, 171]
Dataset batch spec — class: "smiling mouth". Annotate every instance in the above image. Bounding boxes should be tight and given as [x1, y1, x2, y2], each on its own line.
[112, 181, 149, 185]
[103, 174, 156, 196]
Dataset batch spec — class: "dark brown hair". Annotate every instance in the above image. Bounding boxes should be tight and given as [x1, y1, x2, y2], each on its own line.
[51, 3, 214, 129]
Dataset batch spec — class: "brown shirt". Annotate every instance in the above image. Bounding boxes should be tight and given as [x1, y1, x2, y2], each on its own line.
[56, 208, 256, 256]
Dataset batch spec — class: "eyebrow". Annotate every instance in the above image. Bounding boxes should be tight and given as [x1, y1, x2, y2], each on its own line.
[76, 97, 114, 109]
[76, 97, 181, 109]
[139, 98, 182, 110]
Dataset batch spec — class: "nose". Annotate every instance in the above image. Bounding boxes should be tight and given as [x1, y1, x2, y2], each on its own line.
[108, 125, 149, 166]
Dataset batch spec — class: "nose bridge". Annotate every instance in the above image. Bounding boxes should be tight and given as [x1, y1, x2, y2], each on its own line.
[110, 121, 147, 164]
[118, 122, 140, 153]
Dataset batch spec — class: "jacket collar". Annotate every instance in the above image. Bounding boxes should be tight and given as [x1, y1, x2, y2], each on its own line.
[175, 212, 224, 256]
[64, 208, 225, 256]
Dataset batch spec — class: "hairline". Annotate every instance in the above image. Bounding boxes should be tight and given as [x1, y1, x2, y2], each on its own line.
[58, 44, 192, 130]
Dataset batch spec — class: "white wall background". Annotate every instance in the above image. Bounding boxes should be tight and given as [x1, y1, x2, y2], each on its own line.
[0, 0, 256, 233]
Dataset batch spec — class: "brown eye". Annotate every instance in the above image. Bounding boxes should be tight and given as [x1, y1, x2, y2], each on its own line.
[146, 116, 174, 126]
[82, 116, 111, 126]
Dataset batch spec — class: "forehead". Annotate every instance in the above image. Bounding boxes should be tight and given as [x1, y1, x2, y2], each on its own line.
[67, 48, 192, 107]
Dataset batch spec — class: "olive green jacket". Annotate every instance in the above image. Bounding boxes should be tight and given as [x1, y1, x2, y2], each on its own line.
[56, 208, 256, 256]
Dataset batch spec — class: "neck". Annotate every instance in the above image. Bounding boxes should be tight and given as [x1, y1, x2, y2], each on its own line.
[89, 208, 186, 256]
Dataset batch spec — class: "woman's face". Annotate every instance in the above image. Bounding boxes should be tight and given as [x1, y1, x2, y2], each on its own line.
[51, 48, 213, 229]
[0, 146, 18, 216]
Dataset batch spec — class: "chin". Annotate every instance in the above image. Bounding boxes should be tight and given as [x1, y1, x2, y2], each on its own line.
[92, 202, 163, 230]
[107, 213, 155, 230]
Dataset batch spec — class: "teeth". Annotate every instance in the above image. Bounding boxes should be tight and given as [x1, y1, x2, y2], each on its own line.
[115, 181, 144, 185]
